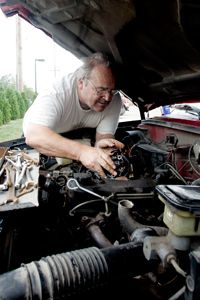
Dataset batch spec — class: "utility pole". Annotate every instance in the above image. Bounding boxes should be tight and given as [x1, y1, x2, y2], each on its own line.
[16, 15, 23, 91]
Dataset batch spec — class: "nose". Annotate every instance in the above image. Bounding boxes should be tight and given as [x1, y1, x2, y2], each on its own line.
[103, 91, 112, 101]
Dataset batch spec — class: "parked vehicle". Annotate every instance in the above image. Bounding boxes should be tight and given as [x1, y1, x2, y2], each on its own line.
[0, 1, 200, 299]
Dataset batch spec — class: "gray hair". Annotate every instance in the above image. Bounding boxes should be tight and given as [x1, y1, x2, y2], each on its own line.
[75, 52, 114, 80]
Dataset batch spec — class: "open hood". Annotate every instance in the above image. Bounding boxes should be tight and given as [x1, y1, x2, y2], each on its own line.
[1, 0, 200, 110]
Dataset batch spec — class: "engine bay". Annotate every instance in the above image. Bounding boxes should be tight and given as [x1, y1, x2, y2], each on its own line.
[0, 124, 200, 299]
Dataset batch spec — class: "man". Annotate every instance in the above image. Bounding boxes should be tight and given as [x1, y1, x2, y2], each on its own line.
[23, 52, 124, 178]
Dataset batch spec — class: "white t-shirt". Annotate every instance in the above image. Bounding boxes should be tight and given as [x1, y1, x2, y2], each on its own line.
[23, 72, 122, 136]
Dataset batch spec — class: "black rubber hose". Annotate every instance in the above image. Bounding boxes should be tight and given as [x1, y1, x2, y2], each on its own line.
[0, 247, 108, 300]
[0, 242, 154, 299]
[102, 241, 153, 277]
[87, 223, 113, 248]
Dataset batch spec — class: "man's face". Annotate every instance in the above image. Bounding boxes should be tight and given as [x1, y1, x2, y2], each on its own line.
[79, 65, 117, 112]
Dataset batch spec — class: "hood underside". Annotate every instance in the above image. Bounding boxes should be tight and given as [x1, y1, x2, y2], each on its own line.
[1, 0, 200, 110]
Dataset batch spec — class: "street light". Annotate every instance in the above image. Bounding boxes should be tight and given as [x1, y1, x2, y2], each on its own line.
[34, 58, 45, 93]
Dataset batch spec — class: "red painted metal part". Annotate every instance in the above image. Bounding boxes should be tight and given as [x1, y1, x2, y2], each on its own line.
[0, 2, 28, 18]
[159, 116, 200, 127]
[139, 117, 200, 144]
[139, 116, 200, 181]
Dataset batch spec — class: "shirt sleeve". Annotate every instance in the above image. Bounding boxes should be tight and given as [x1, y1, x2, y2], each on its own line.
[96, 94, 122, 135]
[23, 83, 65, 136]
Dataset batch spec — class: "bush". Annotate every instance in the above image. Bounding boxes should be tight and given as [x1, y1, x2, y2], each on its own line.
[0, 111, 3, 126]
[6, 88, 20, 120]
[0, 75, 35, 125]
[0, 89, 11, 124]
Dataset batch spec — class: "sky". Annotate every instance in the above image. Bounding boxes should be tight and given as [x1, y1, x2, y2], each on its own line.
[0, 10, 82, 92]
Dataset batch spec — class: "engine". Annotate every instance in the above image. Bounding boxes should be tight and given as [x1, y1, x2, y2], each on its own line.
[0, 127, 200, 300]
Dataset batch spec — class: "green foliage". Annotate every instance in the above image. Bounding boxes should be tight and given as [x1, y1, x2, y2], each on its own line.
[0, 90, 11, 124]
[22, 86, 37, 104]
[0, 75, 35, 126]
[6, 88, 21, 120]
[16, 91, 26, 118]
[0, 111, 3, 126]
[21, 91, 31, 110]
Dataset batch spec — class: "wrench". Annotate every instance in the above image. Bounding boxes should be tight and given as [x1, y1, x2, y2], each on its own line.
[0, 165, 11, 191]
[24, 165, 35, 188]
[4, 167, 19, 204]
[21, 152, 39, 165]
[15, 161, 28, 189]
[0, 162, 7, 178]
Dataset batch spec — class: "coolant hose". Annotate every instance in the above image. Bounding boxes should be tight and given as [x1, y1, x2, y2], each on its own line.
[0, 242, 154, 299]
[87, 223, 113, 248]
[118, 199, 168, 236]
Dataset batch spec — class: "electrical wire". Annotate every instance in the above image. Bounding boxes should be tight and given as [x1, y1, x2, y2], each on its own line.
[69, 199, 104, 216]
[169, 257, 187, 278]
[158, 162, 187, 184]
[188, 141, 200, 176]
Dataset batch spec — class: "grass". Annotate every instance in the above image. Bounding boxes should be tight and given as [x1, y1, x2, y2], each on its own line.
[0, 119, 23, 143]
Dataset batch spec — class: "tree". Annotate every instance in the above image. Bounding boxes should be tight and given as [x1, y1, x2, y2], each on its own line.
[16, 91, 26, 118]
[20, 91, 30, 111]
[22, 86, 37, 106]
[0, 89, 11, 124]
[0, 74, 35, 122]
[0, 110, 3, 126]
[6, 88, 20, 120]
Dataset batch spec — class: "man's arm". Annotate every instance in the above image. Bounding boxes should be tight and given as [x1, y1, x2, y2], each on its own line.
[25, 123, 118, 178]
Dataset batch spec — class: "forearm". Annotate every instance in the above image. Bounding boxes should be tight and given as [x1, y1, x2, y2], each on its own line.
[25, 124, 89, 160]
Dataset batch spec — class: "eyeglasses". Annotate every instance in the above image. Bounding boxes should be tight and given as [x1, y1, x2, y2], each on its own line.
[87, 79, 118, 96]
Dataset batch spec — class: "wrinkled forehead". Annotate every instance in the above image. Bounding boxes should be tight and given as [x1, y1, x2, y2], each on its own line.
[90, 65, 115, 88]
